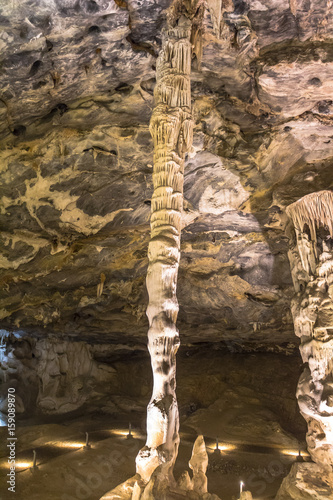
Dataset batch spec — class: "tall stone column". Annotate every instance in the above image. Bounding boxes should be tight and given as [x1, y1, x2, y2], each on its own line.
[286, 190, 333, 478]
[135, 12, 194, 485]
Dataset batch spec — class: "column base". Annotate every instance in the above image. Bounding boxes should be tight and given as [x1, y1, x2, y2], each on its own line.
[99, 437, 222, 500]
[99, 476, 222, 500]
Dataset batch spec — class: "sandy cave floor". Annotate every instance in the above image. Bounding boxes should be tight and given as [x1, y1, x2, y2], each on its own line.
[0, 410, 310, 500]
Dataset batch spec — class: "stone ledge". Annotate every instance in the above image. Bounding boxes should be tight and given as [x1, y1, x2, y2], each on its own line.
[275, 462, 333, 500]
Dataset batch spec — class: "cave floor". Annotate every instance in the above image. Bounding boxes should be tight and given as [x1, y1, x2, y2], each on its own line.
[0, 410, 310, 500]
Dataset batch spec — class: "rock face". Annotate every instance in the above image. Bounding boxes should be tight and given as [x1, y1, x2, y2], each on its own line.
[0, 332, 118, 417]
[1, 3, 333, 495]
[276, 463, 333, 500]
[34, 338, 117, 413]
[1, 0, 333, 351]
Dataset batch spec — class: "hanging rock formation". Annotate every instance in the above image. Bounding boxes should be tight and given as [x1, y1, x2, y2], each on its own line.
[4, 0, 333, 353]
[135, 1, 200, 486]
[100, 2, 222, 499]
[277, 190, 333, 498]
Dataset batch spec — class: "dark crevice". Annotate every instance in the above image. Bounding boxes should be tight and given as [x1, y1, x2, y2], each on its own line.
[29, 60, 43, 76]
[46, 39, 53, 52]
[255, 40, 333, 67]
[83, 146, 118, 156]
[12, 125, 26, 136]
[88, 25, 101, 34]
[125, 35, 157, 57]
[115, 82, 134, 94]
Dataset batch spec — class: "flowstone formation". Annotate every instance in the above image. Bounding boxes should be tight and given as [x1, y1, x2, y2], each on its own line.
[4, 0, 333, 353]
[276, 190, 333, 499]
[135, 11, 195, 484]
[100, 1, 223, 499]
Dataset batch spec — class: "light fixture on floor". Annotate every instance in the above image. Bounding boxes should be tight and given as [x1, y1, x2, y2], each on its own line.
[214, 437, 221, 455]
[52, 441, 84, 449]
[30, 450, 38, 470]
[127, 422, 133, 439]
[296, 448, 304, 462]
[282, 448, 309, 458]
[84, 432, 91, 449]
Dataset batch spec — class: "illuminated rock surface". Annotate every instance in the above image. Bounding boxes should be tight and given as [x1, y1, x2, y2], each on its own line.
[240, 492, 253, 500]
[134, 6, 195, 484]
[275, 191, 333, 497]
[0, 1, 333, 499]
[276, 462, 333, 500]
[0, 0, 332, 349]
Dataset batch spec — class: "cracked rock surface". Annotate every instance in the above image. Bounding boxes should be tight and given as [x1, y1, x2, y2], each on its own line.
[0, 0, 333, 353]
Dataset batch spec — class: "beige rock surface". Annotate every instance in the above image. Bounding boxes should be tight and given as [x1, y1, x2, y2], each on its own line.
[0, 1, 332, 351]
[275, 463, 333, 500]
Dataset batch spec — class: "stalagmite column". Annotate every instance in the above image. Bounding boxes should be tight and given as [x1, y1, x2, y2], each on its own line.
[286, 190, 333, 478]
[135, 8, 195, 485]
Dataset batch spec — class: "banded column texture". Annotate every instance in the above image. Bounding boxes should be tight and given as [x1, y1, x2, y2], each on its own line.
[135, 15, 193, 484]
[286, 190, 333, 476]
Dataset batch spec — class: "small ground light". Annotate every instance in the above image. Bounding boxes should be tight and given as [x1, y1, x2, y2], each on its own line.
[84, 432, 91, 449]
[214, 437, 221, 454]
[127, 422, 133, 439]
[31, 450, 38, 470]
[240, 480, 244, 497]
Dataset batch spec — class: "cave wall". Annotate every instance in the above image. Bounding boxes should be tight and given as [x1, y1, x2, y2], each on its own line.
[1, 1, 333, 350]
[0, 332, 305, 450]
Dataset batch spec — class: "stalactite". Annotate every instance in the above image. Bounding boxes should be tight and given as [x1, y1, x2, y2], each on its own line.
[100, 2, 247, 498]
[286, 190, 333, 254]
[285, 190, 333, 481]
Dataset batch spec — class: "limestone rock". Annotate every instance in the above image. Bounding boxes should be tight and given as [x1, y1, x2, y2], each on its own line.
[35, 338, 117, 413]
[286, 192, 333, 472]
[0, 334, 118, 414]
[99, 475, 139, 500]
[100, 440, 221, 500]
[0, 0, 332, 352]
[189, 435, 209, 496]
[136, 6, 195, 482]
[178, 470, 193, 491]
[239, 492, 252, 500]
[275, 463, 333, 500]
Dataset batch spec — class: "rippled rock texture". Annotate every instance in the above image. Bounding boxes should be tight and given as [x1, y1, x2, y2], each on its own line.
[276, 462, 333, 500]
[0, 0, 333, 352]
[274, 191, 333, 498]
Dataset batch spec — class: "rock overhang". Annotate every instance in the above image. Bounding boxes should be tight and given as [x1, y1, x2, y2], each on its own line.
[0, 0, 332, 350]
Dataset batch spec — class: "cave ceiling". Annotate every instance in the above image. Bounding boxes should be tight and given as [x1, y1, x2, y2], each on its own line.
[0, 0, 333, 351]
